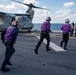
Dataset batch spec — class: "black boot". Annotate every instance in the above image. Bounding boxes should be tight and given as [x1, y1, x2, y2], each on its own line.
[64, 47, 67, 50]
[0, 67, 10, 72]
[46, 48, 51, 51]
[60, 41, 63, 47]
[34, 49, 38, 54]
[7, 62, 12, 66]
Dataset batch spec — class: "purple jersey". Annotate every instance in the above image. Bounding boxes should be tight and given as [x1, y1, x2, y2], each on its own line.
[41, 21, 51, 32]
[5, 26, 18, 43]
[61, 23, 71, 33]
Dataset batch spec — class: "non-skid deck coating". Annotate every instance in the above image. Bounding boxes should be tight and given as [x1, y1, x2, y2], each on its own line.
[0, 31, 76, 75]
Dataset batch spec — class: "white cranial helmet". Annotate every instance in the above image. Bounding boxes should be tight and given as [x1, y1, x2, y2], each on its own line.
[46, 17, 51, 21]
[65, 19, 70, 23]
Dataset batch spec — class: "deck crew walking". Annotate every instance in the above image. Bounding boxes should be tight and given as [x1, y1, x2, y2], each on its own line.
[70, 21, 75, 36]
[0, 20, 19, 72]
[60, 19, 71, 49]
[34, 17, 52, 54]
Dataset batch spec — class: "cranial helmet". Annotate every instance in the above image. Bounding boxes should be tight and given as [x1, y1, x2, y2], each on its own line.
[65, 19, 70, 23]
[46, 17, 51, 21]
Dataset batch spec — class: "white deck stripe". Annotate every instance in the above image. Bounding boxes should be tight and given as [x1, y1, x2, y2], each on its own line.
[36, 36, 66, 51]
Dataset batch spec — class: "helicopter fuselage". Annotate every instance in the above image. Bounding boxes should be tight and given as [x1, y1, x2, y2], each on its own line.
[0, 14, 34, 31]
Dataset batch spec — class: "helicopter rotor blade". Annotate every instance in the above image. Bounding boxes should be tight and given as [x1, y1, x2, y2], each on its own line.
[32, 5, 51, 11]
[12, 0, 51, 11]
[12, 0, 29, 6]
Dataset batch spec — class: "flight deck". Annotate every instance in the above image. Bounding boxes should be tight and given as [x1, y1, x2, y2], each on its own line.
[0, 31, 76, 75]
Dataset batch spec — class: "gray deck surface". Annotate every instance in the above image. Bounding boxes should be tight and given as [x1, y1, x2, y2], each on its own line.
[0, 31, 76, 75]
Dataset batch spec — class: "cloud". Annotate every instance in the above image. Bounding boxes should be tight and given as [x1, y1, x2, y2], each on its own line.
[51, 8, 76, 23]
[0, 4, 5, 9]
[56, 9, 72, 16]
[18, 10, 24, 13]
[4, 2, 18, 10]
[64, 2, 75, 8]
[0, 2, 19, 11]
[23, 0, 40, 5]
[0, 0, 76, 23]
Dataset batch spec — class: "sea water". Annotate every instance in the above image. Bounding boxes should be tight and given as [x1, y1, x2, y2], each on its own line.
[33, 23, 63, 31]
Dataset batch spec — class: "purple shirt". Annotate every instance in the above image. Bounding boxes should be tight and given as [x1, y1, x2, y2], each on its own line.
[41, 21, 51, 32]
[61, 23, 71, 33]
[5, 26, 18, 43]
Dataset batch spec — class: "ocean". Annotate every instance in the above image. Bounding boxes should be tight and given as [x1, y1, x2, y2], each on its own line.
[33, 23, 76, 32]
[33, 23, 63, 31]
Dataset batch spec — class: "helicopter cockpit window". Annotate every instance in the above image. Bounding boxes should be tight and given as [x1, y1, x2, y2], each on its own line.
[22, 16, 29, 22]
[0, 17, 4, 24]
[17, 18, 22, 22]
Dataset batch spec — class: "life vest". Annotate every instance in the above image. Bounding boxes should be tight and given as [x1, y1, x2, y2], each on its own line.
[71, 25, 74, 29]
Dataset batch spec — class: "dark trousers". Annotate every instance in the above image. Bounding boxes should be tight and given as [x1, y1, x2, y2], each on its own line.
[1, 42, 15, 68]
[75, 29, 76, 36]
[36, 31, 50, 50]
[70, 29, 74, 36]
[60, 33, 69, 48]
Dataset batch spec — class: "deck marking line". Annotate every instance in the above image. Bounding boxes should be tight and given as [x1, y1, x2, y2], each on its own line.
[36, 36, 66, 51]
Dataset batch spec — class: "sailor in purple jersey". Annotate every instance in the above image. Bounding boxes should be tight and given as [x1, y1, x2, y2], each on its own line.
[41, 20, 51, 32]
[60, 19, 71, 50]
[34, 17, 52, 54]
[1, 20, 19, 72]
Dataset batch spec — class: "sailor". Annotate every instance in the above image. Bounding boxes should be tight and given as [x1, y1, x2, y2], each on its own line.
[60, 19, 71, 49]
[70, 21, 75, 36]
[0, 20, 19, 72]
[34, 17, 52, 54]
[75, 25, 76, 36]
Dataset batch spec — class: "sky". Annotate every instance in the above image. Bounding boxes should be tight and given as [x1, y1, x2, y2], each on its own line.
[0, 0, 76, 23]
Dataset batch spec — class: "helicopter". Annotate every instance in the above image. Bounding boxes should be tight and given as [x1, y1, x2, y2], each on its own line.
[0, 0, 51, 32]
